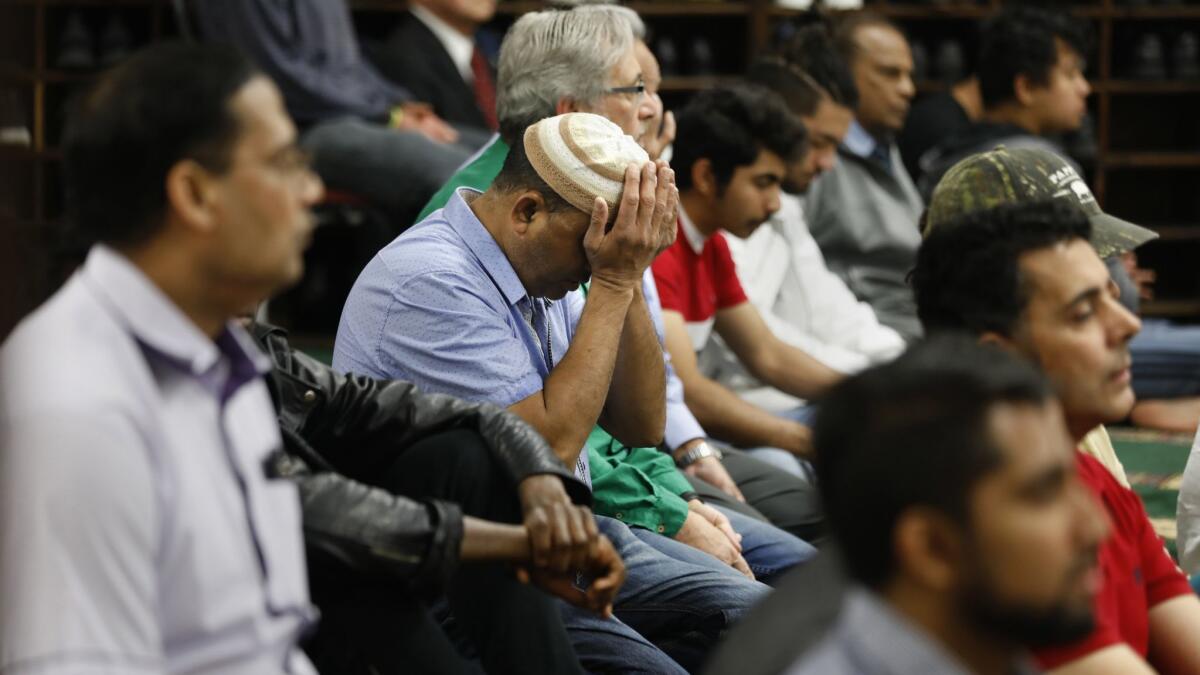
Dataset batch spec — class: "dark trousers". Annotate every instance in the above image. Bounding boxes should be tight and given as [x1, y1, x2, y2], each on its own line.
[305, 429, 582, 675]
[685, 447, 827, 544]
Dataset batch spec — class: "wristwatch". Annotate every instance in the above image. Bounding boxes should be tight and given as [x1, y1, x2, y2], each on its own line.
[676, 441, 723, 469]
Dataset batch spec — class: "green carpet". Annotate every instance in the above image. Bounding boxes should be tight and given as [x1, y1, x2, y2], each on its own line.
[1109, 428, 1193, 558]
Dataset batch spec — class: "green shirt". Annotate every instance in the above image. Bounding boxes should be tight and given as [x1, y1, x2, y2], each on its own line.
[419, 135, 692, 535]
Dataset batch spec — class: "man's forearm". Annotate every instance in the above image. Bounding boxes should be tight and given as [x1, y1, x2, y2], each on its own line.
[523, 283, 634, 466]
[460, 517, 531, 561]
[754, 340, 843, 401]
[682, 374, 811, 456]
[601, 286, 667, 447]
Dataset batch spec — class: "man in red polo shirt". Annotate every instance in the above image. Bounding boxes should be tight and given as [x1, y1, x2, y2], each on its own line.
[913, 153, 1200, 673]
[652, 85, 843, 471]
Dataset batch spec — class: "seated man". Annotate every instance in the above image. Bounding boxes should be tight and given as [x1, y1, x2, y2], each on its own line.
[805, 12, 922, 341]
[791, 337, 1108, 674]
[708, 26, 904, 410]
[194, 0, 490, 225]
[404, 6, 826, 547]
[914, 191, 1200, 672]
[653, 84, 842, 478]
[0, 44, 318, 674]
[335, 111, 771, 673]
[367, 0, 500, 133]
[252, 322, 622, 674]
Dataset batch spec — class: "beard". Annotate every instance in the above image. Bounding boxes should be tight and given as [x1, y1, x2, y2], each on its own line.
[957, 556, 1097, 648]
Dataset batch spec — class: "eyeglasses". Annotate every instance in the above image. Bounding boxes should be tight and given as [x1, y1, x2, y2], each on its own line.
[605, 82, 646, 100]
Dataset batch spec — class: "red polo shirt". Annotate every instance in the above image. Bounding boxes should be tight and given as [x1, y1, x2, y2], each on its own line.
[652, 217, 748, 350]
[1033, 452, 1191, 668]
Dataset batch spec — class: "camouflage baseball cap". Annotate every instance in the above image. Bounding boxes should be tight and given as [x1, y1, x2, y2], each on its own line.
[924, 146, 1158, 257]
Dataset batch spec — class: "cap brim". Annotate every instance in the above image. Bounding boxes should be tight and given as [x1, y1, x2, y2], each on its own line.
[1088, 212, 1158, 258]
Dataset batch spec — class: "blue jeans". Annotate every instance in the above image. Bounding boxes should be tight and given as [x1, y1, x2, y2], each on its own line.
[1130, 319, 1200, 399]
[559, 515, 771, 673]
[630, 505, 815, 586]
[745, 406, 818, 480]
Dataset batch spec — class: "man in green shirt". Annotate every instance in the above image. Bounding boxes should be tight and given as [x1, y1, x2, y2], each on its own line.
[414, 5, 822, 563]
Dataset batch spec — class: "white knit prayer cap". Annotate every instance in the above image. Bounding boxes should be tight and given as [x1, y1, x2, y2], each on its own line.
[523, 112, 650, 214]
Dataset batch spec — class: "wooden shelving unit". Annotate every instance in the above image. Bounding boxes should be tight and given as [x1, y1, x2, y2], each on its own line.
[5, 0, 1200, 338]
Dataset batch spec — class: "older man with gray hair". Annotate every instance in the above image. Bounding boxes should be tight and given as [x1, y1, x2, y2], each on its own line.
[412, 0, 827, 556]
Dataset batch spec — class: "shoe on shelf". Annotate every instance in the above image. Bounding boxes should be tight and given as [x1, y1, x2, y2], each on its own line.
[99, 13, 133, 68]
[654, 36, 679, 78]
[1174, 32, 1200, 80]
[0, 89, 30, 148]
[1128, 33, 1168, 80]
[56, 11, 94, 70]
[689, 38, 714, 76]
[934, 40, 966, 84]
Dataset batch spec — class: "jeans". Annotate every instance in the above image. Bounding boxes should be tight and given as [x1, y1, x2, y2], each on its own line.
[301, 116, 489, 226]
[630, 506, 815, 586]
[687, 446, 827, 543]
[1130, 319, 1200, 399]
[560, 515, 772, 674]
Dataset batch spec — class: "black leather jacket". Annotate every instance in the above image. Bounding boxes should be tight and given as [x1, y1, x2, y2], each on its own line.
[251, 322, 589, 592]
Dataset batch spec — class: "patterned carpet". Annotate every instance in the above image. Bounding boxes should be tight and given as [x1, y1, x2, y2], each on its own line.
[1110, 428, 1194, 558]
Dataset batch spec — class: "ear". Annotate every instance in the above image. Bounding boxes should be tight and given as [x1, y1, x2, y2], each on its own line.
[691, 158, 717, 198]
[893, 508, 966, 593]
[556, 97, 583, 115]
[978, 330, 1017, 351]
[164, 159, 219, 234]
[1013, 73, 1039, 107]
[510, 191, 545, 235]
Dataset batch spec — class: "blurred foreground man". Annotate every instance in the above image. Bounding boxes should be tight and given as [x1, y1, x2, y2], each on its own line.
[0, 43, 321, 674]
[790, 337, 1108, 674]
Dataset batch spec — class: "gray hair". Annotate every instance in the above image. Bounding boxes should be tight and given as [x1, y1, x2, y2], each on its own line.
[496, 5, 636, 142]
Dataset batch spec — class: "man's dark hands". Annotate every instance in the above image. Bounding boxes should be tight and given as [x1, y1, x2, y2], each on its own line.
[516, 534, 626, 618]
[516, 474, 626, 616]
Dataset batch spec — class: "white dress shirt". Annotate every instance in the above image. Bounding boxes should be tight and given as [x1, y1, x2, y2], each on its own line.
[411, 4, 476, 83]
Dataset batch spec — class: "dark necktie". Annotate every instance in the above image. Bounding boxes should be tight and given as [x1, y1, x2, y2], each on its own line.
[471, 47, 498, 131]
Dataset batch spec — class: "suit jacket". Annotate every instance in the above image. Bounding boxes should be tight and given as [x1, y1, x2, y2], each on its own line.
[367, 12, 492, 131]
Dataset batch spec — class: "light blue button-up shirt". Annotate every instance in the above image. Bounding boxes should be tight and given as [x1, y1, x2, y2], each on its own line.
[0, 246, 316, 674]
[335, 187, 592, 486]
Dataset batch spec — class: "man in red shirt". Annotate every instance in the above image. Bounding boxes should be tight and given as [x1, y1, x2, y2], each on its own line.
[652, 85, 843, 469]
[913, 182, 1200, 673]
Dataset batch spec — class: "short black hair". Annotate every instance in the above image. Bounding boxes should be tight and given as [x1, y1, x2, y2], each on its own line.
[672, 84, 805, 192]
[978, 6, 1091, 109]
[63, 42, 259, 247]
[814, 334, 1053, 589]
[493, 134, 574, 214]
[913, 201, 1092, 337]
[832, 11, 906, 67]
[747, 25, 859, 116]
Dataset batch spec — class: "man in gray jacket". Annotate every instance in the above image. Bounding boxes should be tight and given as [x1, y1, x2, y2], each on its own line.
[805, 12, 923, 341]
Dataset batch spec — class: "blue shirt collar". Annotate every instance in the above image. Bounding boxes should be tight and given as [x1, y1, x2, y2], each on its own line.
[842, 119, 879, 159]
[444, 187, 531, 308]
[81, 245, 270, 388]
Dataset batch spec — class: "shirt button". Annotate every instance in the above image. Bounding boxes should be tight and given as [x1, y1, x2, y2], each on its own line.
[302, 390, 317, 404]
[615, 512, 624, 520]
[657, 524, 666, 533]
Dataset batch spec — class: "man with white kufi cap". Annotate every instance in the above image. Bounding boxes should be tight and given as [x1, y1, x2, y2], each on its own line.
[335, 111, 772, 672]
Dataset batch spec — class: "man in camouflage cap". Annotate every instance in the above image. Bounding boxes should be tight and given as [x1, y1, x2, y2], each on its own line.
[924, 144, 1155, 256]
[928, 145, 1200, 432]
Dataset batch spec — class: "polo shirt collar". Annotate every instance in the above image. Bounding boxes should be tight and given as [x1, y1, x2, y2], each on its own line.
[678, 204, 707, 254]
[82, 245, 270, 384]
[445, 187, 530, 307]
